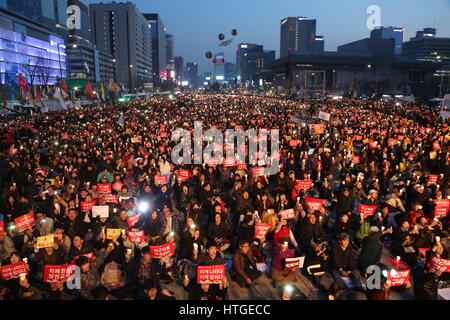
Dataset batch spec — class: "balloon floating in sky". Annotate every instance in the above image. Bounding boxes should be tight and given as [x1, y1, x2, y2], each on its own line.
[212, 59, 217, 64]
[205, 51, 212, 59]
[218, 33, 225, 41]
[231, 29, 238, 36]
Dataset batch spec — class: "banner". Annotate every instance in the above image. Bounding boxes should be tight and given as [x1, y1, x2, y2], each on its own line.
[296, 180, 313, 190]
[304, 197, 324, 211]
[97, 183, 112, 194]
[0, 221, 4, 235]
[251, 167, 265, 177]
[43, 264, 76, 282]
[357, 204, 377, 219]
[434, 199, 450, 218]
[106, 228, 121, 240]
[255, 223, 271, 238]
[73, 252, 95, 262]
[80, 200, 97, 212]
[309, 124, 325, 135]
[197, 265, 226, 284]
[388, 269, 410, 286]
[285, 257, 305, 270]
[14, 212, 35, 232]
[37, 234, 54, 249]
[127, 230, 145, 244]
[102, 194, 118, 203]
[155, 175, 169, 185]
[318, 111, 331, 122]
[279, 209, 295, 220]
[431, 256, 450, 273]
[92, 205, 109, 218]
[150, 242, 175, 258]
[127, 213, 141, 228]
[0, 262, 29, 280]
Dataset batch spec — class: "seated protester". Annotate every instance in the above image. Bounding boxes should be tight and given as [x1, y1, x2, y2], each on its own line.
[357, 227, 384, 275]
[298, 213, 323, 252]
[91, 286, 117, 300]
[250, 237, 271, 264]
[187, 202, 205, 231]
[391, 219, 419, 268]
[90, 216, 114, 246]
[160, 206, 181, 243]
[125, 246, 157, 288]
[413, 263, 442, 300]
[271, 238, 298, 286]
[53, 223, 72, 255]
[207, 213, 230, 252]
[304, 237, 337, 298]
[273, 193, 291, 213]
[237, 215, 255, 243]
[0, 281, 14, 301]
[143, 210, 163, 245]
[112, 208, 131, 231]
[336, 187, 355, 216]
[414, 216, 437, 249]
[20, 227, 39, 258]
[355, 215, 371, 248]
[231, 240, 262, 288]
[178, 226, 203, 261]
[0, 232, 16, 262]
[35, 244, 66, 280]
[425, 240, 450, 282]
[274, 218, 300, 252]
[17, 275, 43, 300]
[75, 241, 114, 300]
[373, 203, 398, 231]
[255, 193, 273, 214]
[64, 208, 88, 240]
[182, 275, 228, 300]
[140, 278, 176, 300]
[407, 203, 428, 226]
[45, 281, 74, 300]
[1, 252, 29, 299]
[365, 263, 392, 300]
[35, 211, 54, 236]
[193, 241, 226, 266]
[384, 186, 406, 213]
[330, 233, 363, 291]
[332, 213, 358, 240]
[68, 234, 94, 262]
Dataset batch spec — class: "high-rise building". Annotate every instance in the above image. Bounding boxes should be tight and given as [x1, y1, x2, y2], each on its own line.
[224, 62, 236, 81]
[370, 26, 404, 54]
[165, 33, 175, 71]
[213, 52, 225, 82]
[185, 62, 198, 86]
[280, 17, 317, 57]
[174, 56, 183, 81]
[314, 36, 325, 52]
[412, 28, 437, 40]
[90, 2, 152, 89]
[236, 43, 275, 82]
[143, 13, 165, 85]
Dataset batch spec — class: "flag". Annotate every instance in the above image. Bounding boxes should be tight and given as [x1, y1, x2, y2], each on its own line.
[117, 112, 124, 126]
[34, 86, 41, 103]
[18, 74, 30, 93]
[108, 79, 121, 94]
[85, 80, 96, 99]
[219, 39, 233, 47]
[61, 78, 68, 92]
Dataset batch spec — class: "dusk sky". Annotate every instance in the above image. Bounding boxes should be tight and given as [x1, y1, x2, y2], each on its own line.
[85, 0, 450, 74]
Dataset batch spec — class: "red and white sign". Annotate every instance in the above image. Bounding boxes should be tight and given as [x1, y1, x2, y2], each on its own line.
[154, 174, 169, 185]
[197, 265, 226, 284]
[73, 252, 95, 262]
[14, 212, 35, 232]
[431, 256, 450, 273]
[237, 163, 248, 170]
[127, 230, 145, 244]
[388, 269, 410, 286]
[304, 197, 324, 211]
[0, 262, 29, 280]
[80, 200, 97, 212]
[0, 221, 5, 235]
[102, 194, 118, 203]
[97, 183, 112, 194]
[255, 223, 271, 238]
[289, 140, 299, 147]
[357, 204, 377, 219]
[387, 258, 409, 270]
[127, 213, 141, 228]
[223, 157, 236, 167]
[251, 167, 265, 177]
[285, 257, 305, 270]
[279, 209, 295, 220]
[428, 175, 438, 184]
[150, 242, 175, 258]
[43, 264, 76, 282]
[177, 169, 190, 183]
[352, 156, 360, 164]
[296, 180, 313, 190]
[433, 199, 450, 218]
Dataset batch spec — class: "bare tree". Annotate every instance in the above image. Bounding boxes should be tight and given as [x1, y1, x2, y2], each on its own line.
[21, 52, 52, 87]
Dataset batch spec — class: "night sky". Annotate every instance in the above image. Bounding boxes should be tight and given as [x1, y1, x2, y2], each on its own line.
[85, 0, 450, 74]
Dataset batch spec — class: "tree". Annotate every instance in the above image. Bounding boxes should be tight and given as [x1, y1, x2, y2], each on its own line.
[21, 53, 52, 87]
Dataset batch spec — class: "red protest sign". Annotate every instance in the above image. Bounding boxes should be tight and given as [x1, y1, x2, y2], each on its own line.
[102, 194, 118, 203]
[428, 175, 438, 184]
[289, 140, 299, 147]
[255, 223, 271, 238]
[388, 269, 410, 286]
[0, 221, 5, 235]
[127, 213, 141, 228]
[80, 200, 98, 212]
[14, 212, 35, 232]
[160, 132, 169, 138]
[357, 204, 377, 219]
[296, 180, 313, 190]
[279, 209, 295, 220]
[73, 252, 94, 262]
[352, 156, 360, 164]
[150, 242, 175, 258]
[387, 257, 409, 270]
[431, 256, 450, 273]
[418, 248, 431, 257]
[388, 138, 397, 147]
[251, 167, 265, 176]
[43, 264, 76, 282]
[237, 163, 248, 170]
[154, 174, 169, 185]
[127, 230, 145, 244]
[304, 197, 324, 211]
[285, 257, 305, 271]
[177, 169, 190, 183]
[0, 262, 29, 280]
[433, 199, 450, 218]
[197, 265, 226, 284]
[223, 157, 236, 167]
[97, 183, 112, 194]
[433, 142, 440, 150]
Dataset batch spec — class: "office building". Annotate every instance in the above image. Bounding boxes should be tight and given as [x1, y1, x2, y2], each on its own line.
[90, 2, 152, 89]
[412, 28, 437, 40]
[314, 36, 325, 52]
[225, 62, 236, 81]
[370, 26, 404, 54]
[174, 56, 183, 81]
[213, 52, 225, 82]
[280, 17, 317, 57]
[185, 62, 198, 86]
[143, 13, 165, 85]
[236, 43, 275, 82]
[165, 33, 174, 71]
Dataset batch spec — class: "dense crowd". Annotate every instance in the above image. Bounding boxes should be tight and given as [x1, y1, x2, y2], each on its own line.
[0, 93, 449, 300]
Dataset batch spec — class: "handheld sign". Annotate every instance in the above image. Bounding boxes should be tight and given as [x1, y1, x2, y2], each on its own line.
[37, 234, 54, 249]
[357, 204, 377, 219]
[255, 223, 271, 238]
[80, 200, 97, 212]
[0, 221, 5, 235]
[92, 205, 109, 218]
[304, 197, 324, 211]
[251, 167, 265, 177]
[285, 257, 305, 270]
[154, 175, 169, 185]
[43, 264, 76, 282]
[279, 209, 295, 220]
[431, 256, 450, 273]
[150, 242, 175, 258]
[388, 269, 410, 286]
[428, 175, 438, 184]
[97, 183, 112, 194]
[433, 199, 450, 218]
[14, 212, 35, 232]
[177, 169, 190, 183]
[106, 228, 121, 240]
[102, 194, 118, 203]
[197, 265, 226, 284]
[73, 252, 95, 262]
[127, 213, 141, 228]
[296, 180, 313, 191]
[127, 230, 145, 244]
[0, 262, 29, 280]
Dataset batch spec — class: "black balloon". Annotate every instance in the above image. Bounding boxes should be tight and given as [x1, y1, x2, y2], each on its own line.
[205, 51, 212, 59]
[218, 33, 225, 40]
[231, 29, 237, 36]
[212, 59, 217, 64]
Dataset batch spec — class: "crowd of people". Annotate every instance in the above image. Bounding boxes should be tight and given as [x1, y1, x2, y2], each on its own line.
[0, 93, 448, 300]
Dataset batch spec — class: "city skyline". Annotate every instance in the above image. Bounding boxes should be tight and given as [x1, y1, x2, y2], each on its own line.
[83, 0, 450, 74]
